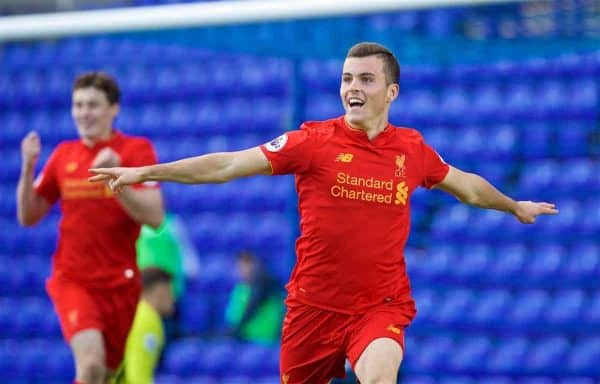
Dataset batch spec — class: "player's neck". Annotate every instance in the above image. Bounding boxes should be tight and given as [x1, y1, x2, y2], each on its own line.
[82, 128, 114, 147]
[345, 115, 388, 140]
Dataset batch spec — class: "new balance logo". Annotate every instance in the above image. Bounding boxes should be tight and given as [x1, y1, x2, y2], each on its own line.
[335, 153, 354, 163]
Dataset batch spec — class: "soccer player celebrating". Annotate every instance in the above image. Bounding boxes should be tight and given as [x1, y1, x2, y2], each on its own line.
[90, 43, 557, 384]
[17, 72, 164, 384]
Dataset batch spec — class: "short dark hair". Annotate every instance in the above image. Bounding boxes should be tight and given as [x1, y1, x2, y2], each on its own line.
[72, 71, 121, 105]
[141, 267, 172, 291]
[346, 42, 400, 85]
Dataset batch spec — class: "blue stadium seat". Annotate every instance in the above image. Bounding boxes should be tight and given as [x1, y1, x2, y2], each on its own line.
[558, 378, 595, 384]
[220, 376, 251, 384]
[304, 95, 343, 121]
[155, 374, 185, 384]
[430, 205, 470, 241]
[537, 199, 579, 238]
[448, 336, 491, 372]
[431, 289, 474, 327]
[439, 376, 475, 384]
[405, 90, 439, 124]
[155, 67, 181, 99]
[468, 289, 511, 327]
[186, 377, 219, 384]
[471, 84, 503, 120]
[235, 344, 272, 376]
[535, 79, 567, 118]
[164, 102, 195, 135]
[252, 97, 290, 133]
[526, 244, 565, 283]
[525, 337, 570, 374]
[557, 125, 592, 157]
[197, 340, 236, 376]
[40, 341, 74, 380]
[467, 210, 504, 241]
[567, 337, 600, 375]
[480, 377, 514, 384]
[410, 336, 454, 372]
[163, 340, 206, 377]
[558, 159, 596, 196]
[504, 83, 534, 119]
[451, 244, 492, 281]
[580, 198, 600, 236]
[415, 245, 457, 281]
[507, 290, 549, 329]
[544, 290, 585, 328]
[518, 160, 560, 198]
[1, 111, 26, 145]
[402, 375, 436, 384]
[568, 78, 597, 118]
[300, 59, 341, 92]
[410, 289, 437, 324]
[439, 86, 469, 122]
[46, 69, 71, 105]
[487, 124, 517, 160]
[178, 296, 210, 336]
[519, 378, 555, 384]
[121, 65, 155, 102]
[520, 123, 552, 159]
[562, 243, 599, 283]
[582, 290, 600, 328]
[486, 337, 529, 374]
[253, 374, 281, 384]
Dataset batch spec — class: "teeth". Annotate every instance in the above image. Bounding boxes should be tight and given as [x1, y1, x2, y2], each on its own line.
[349, 98, 363, 104]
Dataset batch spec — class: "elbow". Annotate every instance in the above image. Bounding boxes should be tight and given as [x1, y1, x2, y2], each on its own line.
[455, 188, 481, 207]
[147, 209, 165, 230]
[17, 213, 38, 227]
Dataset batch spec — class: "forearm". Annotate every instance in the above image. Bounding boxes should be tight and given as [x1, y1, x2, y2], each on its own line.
[116, 188, 164, 229]
[139, 153, 234, 184]
[461, 173, 518, 214]
[16, 165, 46, 226]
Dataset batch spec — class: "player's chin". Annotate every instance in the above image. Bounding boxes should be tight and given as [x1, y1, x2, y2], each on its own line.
[345, 114, 365, 126]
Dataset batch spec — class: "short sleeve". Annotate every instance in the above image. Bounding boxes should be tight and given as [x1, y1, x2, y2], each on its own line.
[34, 147, 61, 205]
[259, 129, 317, 175]
[420, 140, 450, 189]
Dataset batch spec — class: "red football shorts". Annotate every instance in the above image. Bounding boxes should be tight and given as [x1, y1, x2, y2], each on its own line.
[280, 298, 416, 384]
[46, 276, 141, 370]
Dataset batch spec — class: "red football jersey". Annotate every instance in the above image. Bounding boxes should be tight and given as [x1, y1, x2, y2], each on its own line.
[35, 131, 159, 289]
[260, 117, 449, 313]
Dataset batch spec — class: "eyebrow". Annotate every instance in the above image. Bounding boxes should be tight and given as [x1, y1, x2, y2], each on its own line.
[342, 72, 376, 77]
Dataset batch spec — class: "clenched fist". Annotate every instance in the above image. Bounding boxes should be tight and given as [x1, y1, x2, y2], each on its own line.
[91, 147, 121, 168]
[21, 131, 41, 169]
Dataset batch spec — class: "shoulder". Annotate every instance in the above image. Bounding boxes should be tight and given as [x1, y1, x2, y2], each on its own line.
[390, 125, 426, 145]
[119, 133, 154, 148]
[299, 118, 338, 141]
[51, 140, 79, 158]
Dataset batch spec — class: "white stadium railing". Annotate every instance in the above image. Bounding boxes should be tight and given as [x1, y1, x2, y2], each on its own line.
[0, 0, 522, 42]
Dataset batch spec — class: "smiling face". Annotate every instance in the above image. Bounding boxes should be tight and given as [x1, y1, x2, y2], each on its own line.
[340, 55, 398, 133]
[71, 87, 119, 145]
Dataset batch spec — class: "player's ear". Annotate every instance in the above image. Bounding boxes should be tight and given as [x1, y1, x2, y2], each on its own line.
[110, 103, 120, 118]
[386, 83, 399, 103]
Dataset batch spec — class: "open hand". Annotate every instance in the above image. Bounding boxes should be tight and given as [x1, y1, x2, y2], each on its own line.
[514, 201, 559, 224]
[89, 167, 143, 193]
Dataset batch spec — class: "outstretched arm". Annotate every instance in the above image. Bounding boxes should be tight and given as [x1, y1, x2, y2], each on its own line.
[89, 147, 271, 192]
[434, 166, 558, 223]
